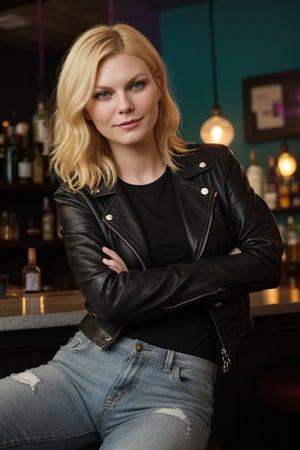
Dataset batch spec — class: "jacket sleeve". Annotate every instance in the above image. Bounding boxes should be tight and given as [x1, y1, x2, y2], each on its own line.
[54, 151, 283, 324]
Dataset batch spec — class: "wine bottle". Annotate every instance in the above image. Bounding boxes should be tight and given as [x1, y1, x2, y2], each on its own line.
[247, 149, 265, 198]
[41, 196, 55, 240]
[0, 141, 5, 182]
[264, 155, 279, 210]
[22, 247, 42, 293]
[32, 101, 48, 147]
[5, 120, 19, 184]
[32, 143, 44, 184]
[16, 122, 32, 184]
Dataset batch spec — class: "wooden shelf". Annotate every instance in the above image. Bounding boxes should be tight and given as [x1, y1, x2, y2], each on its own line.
[0, 239, 64, 249]
[272, 206, 300, 213]
[0, 182, 57, 193]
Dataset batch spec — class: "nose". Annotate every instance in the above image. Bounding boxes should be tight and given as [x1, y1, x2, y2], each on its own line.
[117, 92, 134, 113]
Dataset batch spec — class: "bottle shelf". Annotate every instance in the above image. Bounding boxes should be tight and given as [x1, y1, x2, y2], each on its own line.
[0, 239, 64, 249]
[0, 181, 56, 193]
[271, 206, 300, 214]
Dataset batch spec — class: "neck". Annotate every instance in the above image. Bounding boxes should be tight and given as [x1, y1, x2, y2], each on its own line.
[112, 138, 167, 185]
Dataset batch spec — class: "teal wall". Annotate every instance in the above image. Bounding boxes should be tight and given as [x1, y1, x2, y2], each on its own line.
[160, 0, 300, 172]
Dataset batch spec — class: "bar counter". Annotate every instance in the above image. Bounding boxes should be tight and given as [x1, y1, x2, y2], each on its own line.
[0, 286, 299, 450]
[0, 285, 299, 331]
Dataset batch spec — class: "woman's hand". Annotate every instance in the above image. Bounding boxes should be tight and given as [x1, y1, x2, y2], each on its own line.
[102, 246, 128, 273]
[229, 247, 241, 255]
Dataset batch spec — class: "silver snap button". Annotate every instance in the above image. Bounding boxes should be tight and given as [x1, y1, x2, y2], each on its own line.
[105, 214, 113, 221]
[201, 187, 209, 195]
[105, 335, 112, 342]
[199, 161, 206, 168]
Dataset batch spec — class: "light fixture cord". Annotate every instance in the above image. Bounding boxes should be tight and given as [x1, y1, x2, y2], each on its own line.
[108, 0, 115, 25]
[37, 0, 44, 78]
[209, 0, 218, 106]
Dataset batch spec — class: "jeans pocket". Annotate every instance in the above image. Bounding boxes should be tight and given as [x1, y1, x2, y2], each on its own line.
[60, 330, 94, 353]
[173, 365, 213, 402]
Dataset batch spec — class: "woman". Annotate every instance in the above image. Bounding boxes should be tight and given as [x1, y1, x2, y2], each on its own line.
[0, 23, 282, 449]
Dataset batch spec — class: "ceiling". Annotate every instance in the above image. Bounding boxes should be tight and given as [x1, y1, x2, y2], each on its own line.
[0, 0, 203, 53]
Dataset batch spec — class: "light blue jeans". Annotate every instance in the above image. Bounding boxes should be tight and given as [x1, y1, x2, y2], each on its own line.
[0, 331, 217, 449]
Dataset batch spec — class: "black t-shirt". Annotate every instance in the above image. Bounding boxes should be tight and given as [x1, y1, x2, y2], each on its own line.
[119, 167, 219, 361]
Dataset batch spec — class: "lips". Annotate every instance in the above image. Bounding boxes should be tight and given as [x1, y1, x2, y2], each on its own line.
[117, 118, 142, 128]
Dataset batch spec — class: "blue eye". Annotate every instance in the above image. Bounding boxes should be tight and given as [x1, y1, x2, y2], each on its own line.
[131, 80, 146, 91]
[95, 91, 111, 100]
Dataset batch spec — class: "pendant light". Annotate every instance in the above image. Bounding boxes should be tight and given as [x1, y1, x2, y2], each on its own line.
[277, 141, 297, 177]
[200, 0, 234, 146]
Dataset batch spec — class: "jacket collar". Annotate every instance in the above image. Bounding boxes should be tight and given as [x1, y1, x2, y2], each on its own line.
[85, 144, 214, 197]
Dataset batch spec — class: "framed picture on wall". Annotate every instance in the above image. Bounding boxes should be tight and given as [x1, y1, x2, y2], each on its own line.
[243, 69, 300, 142]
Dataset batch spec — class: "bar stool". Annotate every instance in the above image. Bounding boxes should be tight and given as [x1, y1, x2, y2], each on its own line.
[256, 367, 300, 449]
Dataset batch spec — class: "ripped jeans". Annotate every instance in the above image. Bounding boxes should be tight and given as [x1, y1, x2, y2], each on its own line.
[0, 331, 217, 450]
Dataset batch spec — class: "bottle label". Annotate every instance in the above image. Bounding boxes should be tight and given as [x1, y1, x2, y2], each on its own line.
[18, 161, 32, 179]
[25, 273, 40, 292]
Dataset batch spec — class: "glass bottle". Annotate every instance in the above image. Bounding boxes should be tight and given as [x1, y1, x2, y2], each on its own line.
[0, 210, 13, 240]
[42, 196, 55, 240]
[16, 122, 32, 184]
[5, 121, 19, 184]
[1, 120, 10, 182]
[22, 247, 42, 293]
[32, 101, 48, 146]
[286, 216, 298, 263]
[264, 155, 279, 210]
[32, 143, 44, 184]
[0, 135, 5, 181]
[247, 149, 265, 198]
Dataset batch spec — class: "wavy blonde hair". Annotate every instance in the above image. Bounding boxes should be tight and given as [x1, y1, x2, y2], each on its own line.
[50, 23, 190, 192]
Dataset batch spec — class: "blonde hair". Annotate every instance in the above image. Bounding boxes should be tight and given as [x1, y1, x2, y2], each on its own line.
[50, 23, 190, 192]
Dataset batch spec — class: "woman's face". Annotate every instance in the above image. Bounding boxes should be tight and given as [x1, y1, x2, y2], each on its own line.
[85, 52, 160, 153]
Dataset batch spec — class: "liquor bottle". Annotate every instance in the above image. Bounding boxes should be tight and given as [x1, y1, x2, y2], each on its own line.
[5, 120, 19, 184]
[8, 211, 20, 239]
[32, 102, 52, 183]
[41, 196, 55, 240]
[264, 155, 279, 210]
[247, 149, 265, 198]
[25, 217, 40, 239]
[0, 141, 5, 182]
[290, 176, 300, 208]
[22, 247, 42, 293]
[32, 143, 44, 184]
[278, 180, 291, 209]
[0, 210, 13, 240]
[16, 122, 32, 184]
[1, 121, 10, 181]
[285, 216, 298, 263]
[32, 101, 48, 147]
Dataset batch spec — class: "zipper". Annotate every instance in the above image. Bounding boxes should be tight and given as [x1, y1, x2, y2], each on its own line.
[209, 309, 231, 373]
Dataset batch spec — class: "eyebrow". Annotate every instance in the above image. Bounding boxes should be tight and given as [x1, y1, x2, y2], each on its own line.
[94, 72, 149, 89]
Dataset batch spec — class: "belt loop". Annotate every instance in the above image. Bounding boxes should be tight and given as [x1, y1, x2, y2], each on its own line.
[164, 350, 175, 373]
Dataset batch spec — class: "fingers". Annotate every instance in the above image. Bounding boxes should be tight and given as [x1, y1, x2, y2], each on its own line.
[102, 246, 128, 273]
[228, 247, 241, 255]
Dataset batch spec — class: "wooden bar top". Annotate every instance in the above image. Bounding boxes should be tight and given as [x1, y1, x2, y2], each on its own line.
[0, 286, 299, 332]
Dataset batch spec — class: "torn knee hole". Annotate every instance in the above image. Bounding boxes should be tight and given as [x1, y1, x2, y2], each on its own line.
[11, 370, 42, 392]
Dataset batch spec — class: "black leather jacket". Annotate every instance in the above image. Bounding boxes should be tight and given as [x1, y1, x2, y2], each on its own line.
[54, 144, 283, 372]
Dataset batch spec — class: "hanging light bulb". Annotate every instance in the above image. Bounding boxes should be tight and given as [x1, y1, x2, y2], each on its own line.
[277, 141, 297, 177]
[200, 0, 234, 146]
[200, 104, 234, 146]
